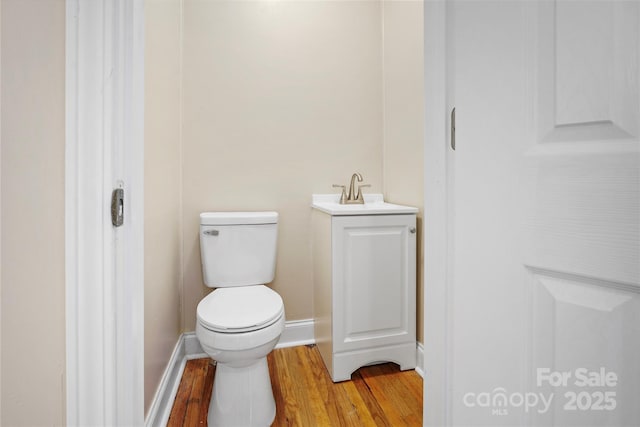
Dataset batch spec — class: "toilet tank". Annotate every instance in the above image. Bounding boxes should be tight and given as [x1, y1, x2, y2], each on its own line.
[199, 212, 278, 287]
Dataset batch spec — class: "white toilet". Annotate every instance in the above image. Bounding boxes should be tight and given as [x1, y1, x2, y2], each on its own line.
[196, 211, 285, 427]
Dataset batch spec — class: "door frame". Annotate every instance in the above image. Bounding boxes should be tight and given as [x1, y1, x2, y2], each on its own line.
[65, 0, 449, 425]
[423, 1, 452, 425]
[65, 0, 144, 425]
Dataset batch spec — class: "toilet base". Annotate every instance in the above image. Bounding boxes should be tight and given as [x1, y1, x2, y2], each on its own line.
[208, 356, 276, 427]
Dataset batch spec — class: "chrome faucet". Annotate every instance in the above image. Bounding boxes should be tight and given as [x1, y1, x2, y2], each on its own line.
[333, 173, 370, 204]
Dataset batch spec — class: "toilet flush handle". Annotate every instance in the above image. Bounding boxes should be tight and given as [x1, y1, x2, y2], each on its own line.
[203, 229, 219, 236]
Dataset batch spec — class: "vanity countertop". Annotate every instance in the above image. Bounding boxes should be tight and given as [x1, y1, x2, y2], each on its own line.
[311, 194, 418, 216]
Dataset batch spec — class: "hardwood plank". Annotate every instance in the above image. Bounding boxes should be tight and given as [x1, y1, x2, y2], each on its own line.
[269, 345, 305, 426]
[360, 364, 423, 426]
[292, 346, 330, 426]
[293, 346, 336, 426]
[198, 360, 215, 424]
[339, 375, 380, 427]
[267, 350, 288, 425]
[168, 345, 423, 427]
[167, 358, 198, 427]
[184, 359, 210, 426]
[351, 371, 392, 427]
[302, 345, 378, 427]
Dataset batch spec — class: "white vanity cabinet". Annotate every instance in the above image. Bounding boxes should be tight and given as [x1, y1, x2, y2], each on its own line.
[312, 194, 417, 382]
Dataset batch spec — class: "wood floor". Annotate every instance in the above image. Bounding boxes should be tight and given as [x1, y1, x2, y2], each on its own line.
[168, 345, 423, 426]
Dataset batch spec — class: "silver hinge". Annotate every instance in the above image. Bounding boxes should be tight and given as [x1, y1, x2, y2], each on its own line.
[451, 107, 456, 151]
[111, 186, 124, 227]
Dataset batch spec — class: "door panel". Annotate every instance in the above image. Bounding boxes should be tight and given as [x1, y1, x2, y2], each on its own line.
[345, 228, 405, 335]
[524, 149, 639, 285]
[531, 272, 640, 426]
[449, 0, 639, 425]
[538, 1, 639, 140]
[333, 215, 416, 353]
[525, 1, 640, 425]
[529, 0, 639, 285]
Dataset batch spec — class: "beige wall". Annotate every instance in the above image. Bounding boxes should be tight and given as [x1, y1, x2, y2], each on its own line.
[180, 0, 384, 331]
[144, 0, 183, 416]
[381, 1, 425, 342]
[0, 0, 66, 425]
[143, 0, 424, 409]
[0, 1, 424, 423]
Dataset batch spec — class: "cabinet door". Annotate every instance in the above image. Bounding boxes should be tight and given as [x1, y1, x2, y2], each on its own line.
[332, 214, 416, 353]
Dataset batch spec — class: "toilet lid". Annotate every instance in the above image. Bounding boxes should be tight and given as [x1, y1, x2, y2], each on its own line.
[197, 285, 284, 333]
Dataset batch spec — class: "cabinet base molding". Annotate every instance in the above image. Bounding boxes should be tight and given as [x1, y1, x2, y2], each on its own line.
[332, 342, 417, 382]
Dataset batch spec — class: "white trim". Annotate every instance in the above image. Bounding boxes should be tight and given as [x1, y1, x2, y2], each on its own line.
[415, 342, 424, 378]
[145, 320, 317, 427]
[181, 318, 317, 357]
[275, 318, 316, 349]
[145, 338, 188, 427]
[423, 0, 451, 426]
[183, 331, 207, 359]
[65, 1, 112, 423]
[118, 1, 145, 424]
[65, 0, 144, 425]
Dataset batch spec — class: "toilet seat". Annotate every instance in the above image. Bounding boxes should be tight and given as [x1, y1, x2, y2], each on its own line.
[197, 285, 284, 333]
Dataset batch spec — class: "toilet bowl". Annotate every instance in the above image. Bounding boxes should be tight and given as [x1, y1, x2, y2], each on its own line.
[196, 212, 285, 427]
[196, 285, 285, 427]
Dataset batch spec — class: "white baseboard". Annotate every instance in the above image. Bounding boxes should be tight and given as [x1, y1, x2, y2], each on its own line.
[145, 337, 188, 427]
[180, 317, 316, 357]
[415, 341, 424, 378]
[276, 318, 315, 348]
[183, 332, 207, 360]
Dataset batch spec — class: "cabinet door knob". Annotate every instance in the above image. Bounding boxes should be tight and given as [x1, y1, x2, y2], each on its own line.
[409, 227, 416, 234]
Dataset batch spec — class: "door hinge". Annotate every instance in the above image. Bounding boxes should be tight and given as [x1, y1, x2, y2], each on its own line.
[111, 186, 124, 227]
[451, 107, 456, 151]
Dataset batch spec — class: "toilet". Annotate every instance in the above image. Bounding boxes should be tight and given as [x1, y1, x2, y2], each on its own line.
[196, 211, 285, 427]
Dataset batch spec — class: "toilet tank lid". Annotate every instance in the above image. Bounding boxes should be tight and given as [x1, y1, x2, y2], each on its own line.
[200, 211, 278, 225]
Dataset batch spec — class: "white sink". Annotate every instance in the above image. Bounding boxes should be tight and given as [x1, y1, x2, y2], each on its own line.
[311, 193, 418, 216]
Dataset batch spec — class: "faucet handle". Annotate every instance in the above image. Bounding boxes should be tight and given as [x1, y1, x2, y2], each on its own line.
[332, 184, 348, 204]
[356, 184, 371, 202]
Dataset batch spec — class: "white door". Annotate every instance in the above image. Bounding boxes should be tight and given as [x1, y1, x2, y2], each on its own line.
[445, 1, 640, 425]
